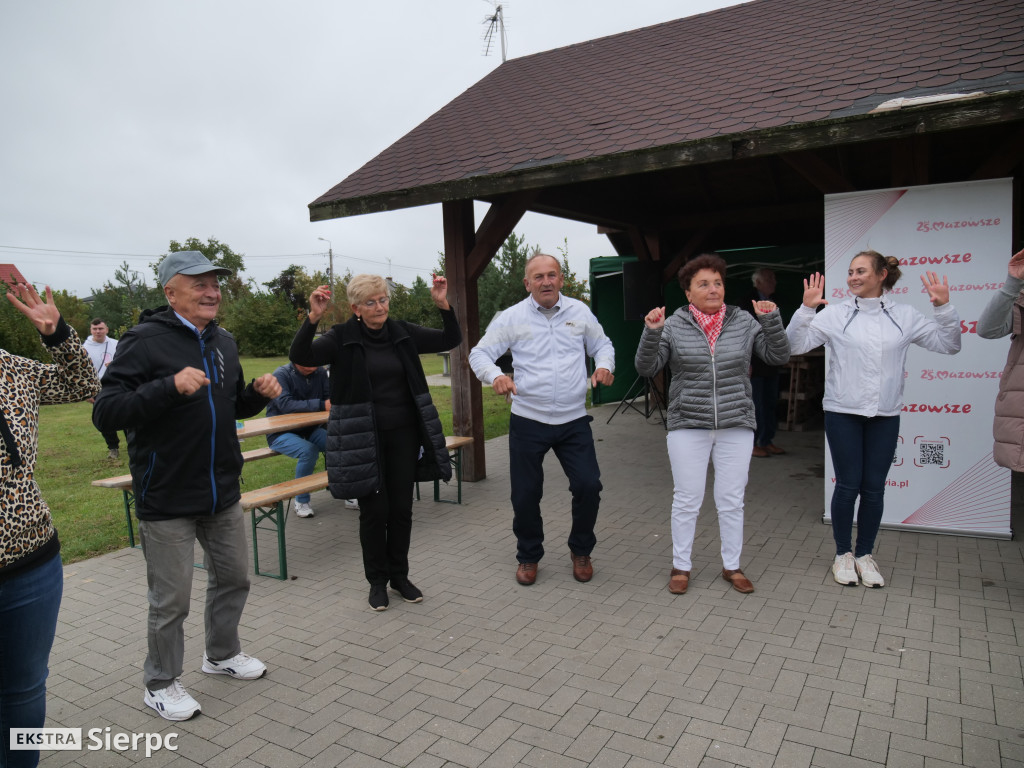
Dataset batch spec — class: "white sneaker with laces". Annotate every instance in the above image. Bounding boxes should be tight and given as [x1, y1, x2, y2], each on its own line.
[202, 652, 267, 679]
[344, 499, 359, 509]
[854, 554, 885, 588]
[832, 552, 858, 586]
[295, 501, 314, 518]
[144, 680, 201, 721]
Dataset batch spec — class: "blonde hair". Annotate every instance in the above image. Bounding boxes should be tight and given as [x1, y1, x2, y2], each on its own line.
[346, 274, 388, 306]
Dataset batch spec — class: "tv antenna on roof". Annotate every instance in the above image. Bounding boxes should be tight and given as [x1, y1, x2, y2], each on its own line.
[482, 2, 507, 62]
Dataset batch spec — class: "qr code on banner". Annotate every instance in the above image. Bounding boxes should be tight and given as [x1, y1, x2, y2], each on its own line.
[918, 442, 945, 465]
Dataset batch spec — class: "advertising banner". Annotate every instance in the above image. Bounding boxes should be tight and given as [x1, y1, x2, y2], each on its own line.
[823, 178, 1012, 538]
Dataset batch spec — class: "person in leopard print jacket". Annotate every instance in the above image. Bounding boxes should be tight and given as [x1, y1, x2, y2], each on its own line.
[0, 282, 100, 768]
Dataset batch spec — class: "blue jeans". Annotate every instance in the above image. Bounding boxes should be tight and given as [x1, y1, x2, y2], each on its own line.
[751, 374, 779, 448]
[508, 414, 602, 563]
[0, 552, 63, 768]
[825, 411, 900, 558]
[269, 428, 326, 503]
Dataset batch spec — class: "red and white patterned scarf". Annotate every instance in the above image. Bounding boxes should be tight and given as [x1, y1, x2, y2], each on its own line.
[689, 304, 726, 354]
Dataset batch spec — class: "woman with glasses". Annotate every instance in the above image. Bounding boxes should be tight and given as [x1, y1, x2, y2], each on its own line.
[290, 274, 460, 610]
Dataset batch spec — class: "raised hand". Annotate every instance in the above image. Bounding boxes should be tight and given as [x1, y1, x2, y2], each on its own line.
[430, 274, 450, 310]
[802, 273, 828, 309]
[644, 306, 666, 329]
[1008, 247, 1024, 280]
[308, 285, 332, 324]
[5, 282, 60, 336]
[752, 300, 777, 316]
[919, 271, 950, 307]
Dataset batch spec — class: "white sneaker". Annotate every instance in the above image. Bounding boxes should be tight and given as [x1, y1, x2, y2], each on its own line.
[832, 552, 858, 586]
[854, 554, 885, 588]
[295, 501, 314, 518]
[144, 680, 200, 721]
[202, 652, 267, 679]
[344, 499, 359, 509]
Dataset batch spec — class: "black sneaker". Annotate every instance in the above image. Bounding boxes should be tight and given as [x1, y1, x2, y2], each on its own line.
[368, 584, 389, 611]
[391, 579, 423, 603]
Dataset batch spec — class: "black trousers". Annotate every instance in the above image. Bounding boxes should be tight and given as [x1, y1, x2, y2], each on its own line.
[357, 426, 419, 585]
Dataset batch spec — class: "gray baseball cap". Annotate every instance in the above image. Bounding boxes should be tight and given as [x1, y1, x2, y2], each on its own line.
[158, 250, 233, 286]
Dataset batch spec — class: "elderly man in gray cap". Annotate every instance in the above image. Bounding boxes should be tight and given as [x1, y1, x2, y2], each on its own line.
[94, 250, 281, 722]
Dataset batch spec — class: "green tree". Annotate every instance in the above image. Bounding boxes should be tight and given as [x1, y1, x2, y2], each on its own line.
[0, 283, 45, 359]
[158, 237, 250, 302]
[263, 265, 308, 311]
[88, 261, 164, 336]
[220, 292, 298, 356]
[555, 238, 590, 303]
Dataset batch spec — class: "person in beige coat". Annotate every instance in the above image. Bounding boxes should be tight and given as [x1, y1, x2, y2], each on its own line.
[978, 247, 1024, 470]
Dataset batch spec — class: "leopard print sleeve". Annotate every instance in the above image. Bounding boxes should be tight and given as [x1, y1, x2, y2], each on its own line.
[35, 323, 102, 405]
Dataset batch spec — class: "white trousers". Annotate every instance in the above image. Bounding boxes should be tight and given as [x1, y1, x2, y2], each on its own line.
[666, 427, 753, 571]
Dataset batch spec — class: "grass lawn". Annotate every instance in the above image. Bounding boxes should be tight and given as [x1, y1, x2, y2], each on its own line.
[39, 354, 513, 564]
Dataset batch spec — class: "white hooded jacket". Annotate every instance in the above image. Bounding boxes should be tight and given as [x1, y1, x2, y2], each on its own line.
[786, 295, 961, 417]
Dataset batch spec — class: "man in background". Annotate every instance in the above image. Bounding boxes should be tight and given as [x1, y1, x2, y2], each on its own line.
[82, 317, 120, 459]
[743, 268, 785, 458]
[266, 362, 330, 517]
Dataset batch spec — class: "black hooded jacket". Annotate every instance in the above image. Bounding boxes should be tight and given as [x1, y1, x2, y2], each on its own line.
[93, 307, 271, 520]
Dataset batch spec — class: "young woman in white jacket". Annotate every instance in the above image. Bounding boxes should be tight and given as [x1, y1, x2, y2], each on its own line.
[787, 251, 961, 588]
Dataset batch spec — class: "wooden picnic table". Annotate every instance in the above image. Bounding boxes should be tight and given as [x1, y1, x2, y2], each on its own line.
[236, 411, 327, 439]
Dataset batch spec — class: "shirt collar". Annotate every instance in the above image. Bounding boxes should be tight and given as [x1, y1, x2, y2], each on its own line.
[529, 293, 562, 312]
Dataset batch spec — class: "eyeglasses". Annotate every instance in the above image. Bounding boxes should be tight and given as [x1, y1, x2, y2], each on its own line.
[362, 296, 390, 309]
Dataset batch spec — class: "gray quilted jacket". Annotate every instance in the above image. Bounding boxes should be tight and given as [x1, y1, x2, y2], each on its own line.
[634, 305, 790, 431]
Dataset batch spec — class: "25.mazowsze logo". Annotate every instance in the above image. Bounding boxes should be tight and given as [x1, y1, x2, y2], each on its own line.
[901, 403, 972, 414]
[916, 218, 1000, 232]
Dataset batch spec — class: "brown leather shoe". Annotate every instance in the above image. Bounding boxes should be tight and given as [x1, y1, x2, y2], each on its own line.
[722, 568, 754, 593]
[515, 563, 538, 585]
[668, 568, 690, 594]
[751, 446, 770, 458]
[766, 443, 786, 455]
[570, 553, 593, 582]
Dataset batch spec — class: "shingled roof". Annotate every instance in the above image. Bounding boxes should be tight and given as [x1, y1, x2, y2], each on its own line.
[311, 0, 1024, 220]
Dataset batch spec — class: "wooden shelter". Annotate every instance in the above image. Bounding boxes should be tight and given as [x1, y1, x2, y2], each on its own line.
[310, 0, 1024, 481]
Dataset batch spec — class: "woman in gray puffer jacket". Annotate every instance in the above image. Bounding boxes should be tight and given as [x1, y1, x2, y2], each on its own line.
[635, 253, 789, 596]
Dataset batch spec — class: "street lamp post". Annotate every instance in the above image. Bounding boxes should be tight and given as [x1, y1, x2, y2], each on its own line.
[317, 237, 333, 289]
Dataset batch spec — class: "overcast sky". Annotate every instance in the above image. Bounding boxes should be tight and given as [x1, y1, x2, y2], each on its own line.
[1, 1, 744, 298]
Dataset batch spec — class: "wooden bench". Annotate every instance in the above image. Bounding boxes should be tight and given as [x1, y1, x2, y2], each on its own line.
[92, 447, 281, 549]
[239, 470, 329, 580]
[416, 435, 474, 505]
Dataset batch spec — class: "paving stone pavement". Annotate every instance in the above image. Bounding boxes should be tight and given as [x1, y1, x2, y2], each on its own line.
[42, 404, 1024, 767]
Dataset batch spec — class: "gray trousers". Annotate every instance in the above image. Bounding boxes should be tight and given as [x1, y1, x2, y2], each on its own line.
[138, 502, 250, 690]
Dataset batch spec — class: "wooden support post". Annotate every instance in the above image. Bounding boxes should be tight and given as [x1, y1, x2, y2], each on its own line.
[443, 200, 486, 481]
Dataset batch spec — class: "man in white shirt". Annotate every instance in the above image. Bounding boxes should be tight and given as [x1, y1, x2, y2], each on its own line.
[469, 253, 615, 586]
[82, 318, 120, 459]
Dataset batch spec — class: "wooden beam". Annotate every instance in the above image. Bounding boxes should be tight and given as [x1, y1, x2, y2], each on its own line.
[970, 125, 1024, 180]
[442, 200, 486, 482]
[663, 230, 713, 283]
[890, 135, 929, 187]
[780, 151, 856, 194]
[466, 190, 537, 281]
